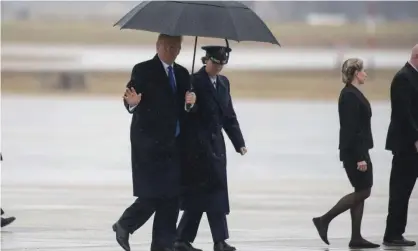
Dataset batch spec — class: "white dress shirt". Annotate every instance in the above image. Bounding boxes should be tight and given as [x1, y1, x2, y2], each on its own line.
[160, 59, 175, 83]
[209, 75, 217, 89]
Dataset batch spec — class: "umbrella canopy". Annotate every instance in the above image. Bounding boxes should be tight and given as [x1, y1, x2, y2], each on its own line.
[114, 1, 280, 45]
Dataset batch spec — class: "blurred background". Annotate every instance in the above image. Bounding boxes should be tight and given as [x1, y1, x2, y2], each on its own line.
[2, 1, 418, 99]
[1, 2, 418, 248]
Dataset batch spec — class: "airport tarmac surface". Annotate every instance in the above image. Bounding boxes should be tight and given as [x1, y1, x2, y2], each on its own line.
[1, 96, 417, 250]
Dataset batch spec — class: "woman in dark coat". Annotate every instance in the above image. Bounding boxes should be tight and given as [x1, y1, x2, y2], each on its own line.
[312, 58, 379, 249]
[176, 46, 247, 251]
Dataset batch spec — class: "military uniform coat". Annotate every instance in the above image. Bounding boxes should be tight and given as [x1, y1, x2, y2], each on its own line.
[179, 67, 245, 213]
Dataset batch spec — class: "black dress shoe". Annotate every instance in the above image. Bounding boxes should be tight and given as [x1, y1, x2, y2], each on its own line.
[349, 239, 380, 249]
[312, 217, 329, 245]
[174, 241, 203, 251]
[383, 237, 416, 247]
[112, 222, 131, 251]
[1, 217, 16, 228]
[214, 241, 236, 251]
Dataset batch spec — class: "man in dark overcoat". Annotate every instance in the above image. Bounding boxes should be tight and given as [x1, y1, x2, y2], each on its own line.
[112, 34, 196, 251]
[175, 46, 247, 251]
[383, 44, 418, 247]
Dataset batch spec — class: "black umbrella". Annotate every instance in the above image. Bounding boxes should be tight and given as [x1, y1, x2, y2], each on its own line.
[115, 1, 278, 187]
[114, 1, 280, 72]
[114, 1, 280, 110]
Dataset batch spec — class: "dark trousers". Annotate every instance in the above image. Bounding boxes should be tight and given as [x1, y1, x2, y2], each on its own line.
[177, 211, 229, 243]
[384, 153, 418, 239]
[118, 197, 179, 248]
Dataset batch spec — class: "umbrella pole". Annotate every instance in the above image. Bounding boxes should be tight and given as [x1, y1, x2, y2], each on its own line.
[185, 36, 198, 112]
[191, 36, 198, 75]
[189, 36, 198, 91]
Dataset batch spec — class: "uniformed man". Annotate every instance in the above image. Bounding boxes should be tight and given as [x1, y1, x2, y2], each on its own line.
[176, 46, 247, 251]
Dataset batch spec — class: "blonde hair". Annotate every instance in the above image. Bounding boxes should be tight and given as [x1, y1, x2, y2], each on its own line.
[157, 34, 183, 44]
[341, 58, 364, 84]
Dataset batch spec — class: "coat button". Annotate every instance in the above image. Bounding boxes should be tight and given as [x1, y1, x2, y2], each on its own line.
[211, 133, 216, 140]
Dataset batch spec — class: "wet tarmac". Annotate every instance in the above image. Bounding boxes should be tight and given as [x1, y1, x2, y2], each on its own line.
[1, 96, 417, 250]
